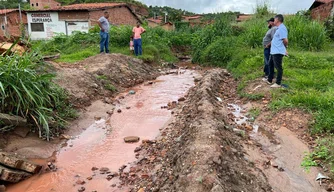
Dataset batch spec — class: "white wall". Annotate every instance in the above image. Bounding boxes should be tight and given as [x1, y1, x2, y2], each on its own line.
[27, 12, 66, 40]
[66, 21, 89, 36]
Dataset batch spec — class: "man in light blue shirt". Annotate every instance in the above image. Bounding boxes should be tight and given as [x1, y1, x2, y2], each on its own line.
[265, 14, 288, 88]
[262, 18, 277, 78]
[98, 11, 110, 54]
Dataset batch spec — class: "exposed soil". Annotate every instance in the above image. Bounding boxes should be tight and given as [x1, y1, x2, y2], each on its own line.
[119, 69, 271, 192]
[1, 53, 332, 192]
[53, 53, 158, 107]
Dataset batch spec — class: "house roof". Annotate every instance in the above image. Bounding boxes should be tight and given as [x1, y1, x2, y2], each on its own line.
[183, 15, 202, 20]
[27, 3, 127, 12]
[310, 0, 334, 9]
[147, 18, 162, 24]
[25, 3, 143, 23]
[0, 9, 18, 15]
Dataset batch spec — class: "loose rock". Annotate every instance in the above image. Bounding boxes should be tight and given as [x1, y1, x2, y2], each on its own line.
[76, 179, 86, 185]
[78, 187, 85, 192]
[91, 167, 99, 171]
[124, 136, 140, 143]
[134, 147, 142, 152]
[99, 167, 110, 174]
[87, 176, 93, 180]
[178, 97, 186, 102]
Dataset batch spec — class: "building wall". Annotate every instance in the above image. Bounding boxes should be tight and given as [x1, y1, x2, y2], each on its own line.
[89, 6, 139, 27]
[27, 12, 66, 40]
[311, 2, 334, 20]
[161, 24, 174, 31]
[30, 0, 61, 9]
[0, 11, 27, 40]
[148, 21, 159, 27]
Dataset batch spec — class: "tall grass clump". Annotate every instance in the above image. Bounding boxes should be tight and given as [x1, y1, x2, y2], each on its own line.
[285, 15, 329, 51]
[192, 15, 234, 64]
[254, 1, 272, 17]
[0, 48, 76, 140]
[240, 18, 270, 48]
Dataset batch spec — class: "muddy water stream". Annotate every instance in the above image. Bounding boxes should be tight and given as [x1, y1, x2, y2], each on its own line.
[7, 70, 196, 192]
[228, 104, 325, 192]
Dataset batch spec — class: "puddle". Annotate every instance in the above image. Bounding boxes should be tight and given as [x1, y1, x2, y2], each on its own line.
[227, 103, 325, 192]
[7, 70, 197, 192]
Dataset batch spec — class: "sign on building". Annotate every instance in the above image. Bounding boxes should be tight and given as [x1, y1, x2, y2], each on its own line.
[27, 12, 66, 40]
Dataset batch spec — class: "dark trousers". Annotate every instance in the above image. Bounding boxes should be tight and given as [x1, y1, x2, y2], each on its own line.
[268, 54, 284, 85]
[100, 31, 109, 53]
[134, 38, 142, 56]
[264, 48, 270, 76]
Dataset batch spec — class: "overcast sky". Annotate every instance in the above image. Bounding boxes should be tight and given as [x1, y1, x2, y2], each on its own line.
[138, 0, 315, 14]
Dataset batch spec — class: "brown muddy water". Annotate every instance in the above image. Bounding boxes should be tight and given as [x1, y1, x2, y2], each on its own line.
[7, 70, 197, 192]
[228, 103, 325, 192]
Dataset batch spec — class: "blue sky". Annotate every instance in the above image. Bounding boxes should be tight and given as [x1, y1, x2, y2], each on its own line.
[138, 0, 315, 14]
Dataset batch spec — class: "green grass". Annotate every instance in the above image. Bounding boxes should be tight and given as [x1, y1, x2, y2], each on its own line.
[56, 47, 97, 63]
[248, 107, 261, 119]
[302, 136, 334, 176]
[0, 47, 76, 140]
[104, 83, 117, 92]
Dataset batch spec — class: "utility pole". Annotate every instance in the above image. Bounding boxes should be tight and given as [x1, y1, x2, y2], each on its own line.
[163, 11, 168, 23]
[18, 3, 22, 24]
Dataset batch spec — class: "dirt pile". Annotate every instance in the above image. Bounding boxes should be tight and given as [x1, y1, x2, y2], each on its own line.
[53, 53, 158, 106]
[121, 69, 271, 191]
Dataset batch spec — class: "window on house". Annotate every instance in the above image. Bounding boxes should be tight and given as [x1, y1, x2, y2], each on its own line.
[36, 3, 39, 6]
[31, 3, 34, 6]
[1, 25, 5, 30]
[31, 23, 44, 32]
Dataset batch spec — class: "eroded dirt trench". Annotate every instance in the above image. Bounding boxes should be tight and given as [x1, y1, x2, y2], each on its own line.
[4, 66, 328, 192]
[7, 69, 197, 192]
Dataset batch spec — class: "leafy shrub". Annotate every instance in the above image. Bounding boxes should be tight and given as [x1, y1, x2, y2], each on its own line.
[109, 25, 133, 47]
[0, 50, 75, 140]
[199, 37, 237, 67]
[240, 18, 269, 48]
[192, 16, 234, 63]
[286, 15, 329, 51]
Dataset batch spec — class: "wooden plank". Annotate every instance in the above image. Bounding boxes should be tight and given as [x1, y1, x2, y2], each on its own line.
[0, 152, 42, 174]
[0, 165, 31, 183]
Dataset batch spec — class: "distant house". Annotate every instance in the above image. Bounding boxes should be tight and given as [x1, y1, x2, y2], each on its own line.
[182, 15, 203, 26]
[147, 17, 174, 31]
[147, 18, 162, 27]
[0, 9, 27, 41]
[30, 0, 61, 9]
[26, 3, 142, 40]
[309, 0, 334, 21]
[236, 14, 253, 22]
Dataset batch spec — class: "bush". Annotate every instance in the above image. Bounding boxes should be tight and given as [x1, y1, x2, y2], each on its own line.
[109, 25, 133, 47]
[0, 50, 75, 140]
[199, 37, 237, 67]
[192, 16, 234, 63]
[240, 18, 269, 48]
[286, 15, 329, 51]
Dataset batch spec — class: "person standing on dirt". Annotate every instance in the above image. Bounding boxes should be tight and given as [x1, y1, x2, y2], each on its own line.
[262, 18, 277, 80]
[265, 14, 288, 88]
[132, 22, 146, 56]
[98, 11, 110, 54]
